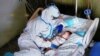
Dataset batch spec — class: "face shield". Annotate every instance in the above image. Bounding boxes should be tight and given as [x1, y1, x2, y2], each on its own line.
[41, 5, 60, 25]
[49, 6, 60, 20]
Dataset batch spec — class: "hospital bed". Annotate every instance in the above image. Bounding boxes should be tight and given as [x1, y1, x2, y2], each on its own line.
[29, 7, 99, 56]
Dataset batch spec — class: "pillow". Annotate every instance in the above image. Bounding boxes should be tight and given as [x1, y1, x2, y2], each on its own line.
[62, 17, 87, 37]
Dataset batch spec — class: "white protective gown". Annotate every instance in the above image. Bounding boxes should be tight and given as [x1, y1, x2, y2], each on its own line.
[14, 5, 66, 56]
[14, 5, 84, 56]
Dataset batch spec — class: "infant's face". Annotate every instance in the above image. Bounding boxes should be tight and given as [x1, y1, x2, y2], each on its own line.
[62, 32, 71, 39]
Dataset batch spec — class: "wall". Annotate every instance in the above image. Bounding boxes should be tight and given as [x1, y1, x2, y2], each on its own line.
[54, 0, 100, 18]
[0, 0, 27, 47]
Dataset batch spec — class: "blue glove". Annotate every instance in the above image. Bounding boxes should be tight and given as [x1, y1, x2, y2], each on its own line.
[50, 43, 58, 49]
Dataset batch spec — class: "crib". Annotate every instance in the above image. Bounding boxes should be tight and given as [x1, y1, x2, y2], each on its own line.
[29, 7, 99, 56]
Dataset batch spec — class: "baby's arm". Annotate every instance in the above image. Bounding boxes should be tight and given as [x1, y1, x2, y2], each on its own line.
[48, 31, 72, 49]
[44, 31, 72, 52]
[51, 36, 66, 47]
[44, 35, 66, 52]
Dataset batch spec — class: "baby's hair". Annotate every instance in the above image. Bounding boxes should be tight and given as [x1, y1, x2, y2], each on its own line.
[65, 31, 72, 35]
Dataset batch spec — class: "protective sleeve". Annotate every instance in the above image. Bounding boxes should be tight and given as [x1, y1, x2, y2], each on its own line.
[30, 34, 66, 49]
[30, 34, 52, 48]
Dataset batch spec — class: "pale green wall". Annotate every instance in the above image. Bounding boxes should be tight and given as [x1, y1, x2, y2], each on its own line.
[0, 0, 27, 47]
[92, 0, 100, 17]
[55, 0, 100, 17]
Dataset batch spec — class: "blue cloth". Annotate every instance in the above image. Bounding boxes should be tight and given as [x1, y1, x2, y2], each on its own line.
[64, 17, 74, 27]
[4, 52, 14, 56]
[90, 42, 100, 56]
[75, 30, 86, 37]
[76, 42, 83, 46]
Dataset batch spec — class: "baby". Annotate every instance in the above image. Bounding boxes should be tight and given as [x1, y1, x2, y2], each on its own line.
[44, 31, 72, 52]
[59, 31, 72, 40]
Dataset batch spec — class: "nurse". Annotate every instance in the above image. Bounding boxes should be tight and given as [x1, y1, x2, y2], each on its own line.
[14, 5, 69, 56]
